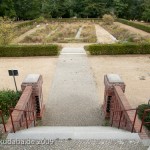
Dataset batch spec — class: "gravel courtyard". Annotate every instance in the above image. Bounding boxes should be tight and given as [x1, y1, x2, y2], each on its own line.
[0, 57, 58, 103]
[89, 55, 150, 108]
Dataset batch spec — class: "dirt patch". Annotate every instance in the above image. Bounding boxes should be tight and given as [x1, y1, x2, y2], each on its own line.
[0, 57, 58, 103]
[89, 55, 150, 108]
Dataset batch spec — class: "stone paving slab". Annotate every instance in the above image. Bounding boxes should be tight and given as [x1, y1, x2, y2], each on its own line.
[42, 48, 102, 126]
[7, 126, 140, 140]
[0, 140, 147, 150]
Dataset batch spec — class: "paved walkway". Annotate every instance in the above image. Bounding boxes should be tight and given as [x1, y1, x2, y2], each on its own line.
[95, 24, 117, 44]
[42, 47, 102, 126]
[115, 22, 150, 37]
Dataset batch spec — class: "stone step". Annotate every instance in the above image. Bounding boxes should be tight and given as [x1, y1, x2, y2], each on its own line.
[7, 126, 140, 140]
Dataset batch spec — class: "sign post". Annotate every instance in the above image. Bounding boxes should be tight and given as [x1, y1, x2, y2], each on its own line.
[8, 69, 19, 92]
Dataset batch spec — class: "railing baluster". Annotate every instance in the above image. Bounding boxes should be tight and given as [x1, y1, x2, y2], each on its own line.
[111, 112, 114, 127]
[0, 110, 7, 133]
[24, 111, 28, 129]
[33, 112, 36, 127]
[118, 111, 123, 129]
[131, 108, 137, 133]
[140, 110, 147, 132]
[9, 108, 15, 133]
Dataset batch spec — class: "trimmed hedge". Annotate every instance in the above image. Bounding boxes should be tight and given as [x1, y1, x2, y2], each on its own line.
[86, 43, 150, 55]
[0, 90, 21, 117]
[47, 18, 101, 23]
[138, 104, 150, 130]
[117, 19, 150, 33]
[0, 45, 60, 57]
[16, 20, 36, 29]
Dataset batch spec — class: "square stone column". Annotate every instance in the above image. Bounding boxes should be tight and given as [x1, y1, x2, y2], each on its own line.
[103, 74, 126, 118]
[21, 74, 45, 119]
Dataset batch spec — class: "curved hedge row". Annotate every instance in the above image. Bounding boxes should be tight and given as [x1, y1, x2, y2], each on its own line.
[0, 45, 60, 57]
[86, 43, 150, 55]
[117, 19, 150, 33]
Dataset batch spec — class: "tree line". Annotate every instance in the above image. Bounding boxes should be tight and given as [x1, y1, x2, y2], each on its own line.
[0, 0, 149, 21]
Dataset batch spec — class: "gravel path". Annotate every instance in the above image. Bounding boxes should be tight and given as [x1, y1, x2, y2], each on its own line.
[42, 47, 102, 126]
[75, 26, 83, 39]
[0, 140, 147, 150]
[95, 24, 117, 44]
[115, 22, 150, 37]
[13, 24, 46, 43]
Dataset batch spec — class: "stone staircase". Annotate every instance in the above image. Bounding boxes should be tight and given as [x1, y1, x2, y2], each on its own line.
[7, 126, 140, 140]
[2, 126, 148, 150]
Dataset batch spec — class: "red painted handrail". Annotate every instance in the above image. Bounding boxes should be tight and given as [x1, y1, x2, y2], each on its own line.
[111, 108, 138, 133]
[0, 110, 7, 133]
[9, 108, 36, 133]
[140, 109, 150, 132]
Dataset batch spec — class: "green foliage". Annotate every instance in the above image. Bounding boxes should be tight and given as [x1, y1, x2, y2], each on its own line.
[0, 0, 149, 21]
[0, 45, 60, 57]
[142, 0, 150, 22]
[0, 0, 16, 18]
[102, 14, 114, 25]
[138, 104, 150, 130]
[0, 90, 21, 117]
[113, 0, 128, 18]
[0, 18, 14, 45]
[118, 19, 150, 33]
[86, 43, 150, 55]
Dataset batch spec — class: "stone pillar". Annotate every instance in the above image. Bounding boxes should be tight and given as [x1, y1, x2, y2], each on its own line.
[103, 74, 125, 119]
[21, 74, 45, 119]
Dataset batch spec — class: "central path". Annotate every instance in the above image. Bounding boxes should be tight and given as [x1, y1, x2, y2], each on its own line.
[42, 47, 102, 126]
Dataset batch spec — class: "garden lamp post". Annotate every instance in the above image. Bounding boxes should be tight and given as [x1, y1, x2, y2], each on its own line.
[8, 69, 18, 92]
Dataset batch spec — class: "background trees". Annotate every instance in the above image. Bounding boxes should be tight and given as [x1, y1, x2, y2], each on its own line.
[0, 0, 149, 21]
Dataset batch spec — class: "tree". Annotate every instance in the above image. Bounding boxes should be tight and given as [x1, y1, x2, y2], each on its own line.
[13, 0, 41, 20]
[142, 0, 150, 21]
[0, 0, 16, 18]
[113, 0, 128, 18]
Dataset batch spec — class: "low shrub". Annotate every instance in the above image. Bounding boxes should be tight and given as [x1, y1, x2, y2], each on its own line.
[86, 43, 150, 55]
[117, 19, 150, 33]
[138, 104, 150, 130]
[102, 14, 114, 25]
[0, 90, 21, 118]
[0, 45, 60, 57]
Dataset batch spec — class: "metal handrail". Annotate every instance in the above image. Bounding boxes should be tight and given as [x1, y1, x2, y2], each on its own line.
[9, 108, 36, 133]
[140, 109, 150, 132]
[111, 108, 138, 133]
[0, 110, 7, 133]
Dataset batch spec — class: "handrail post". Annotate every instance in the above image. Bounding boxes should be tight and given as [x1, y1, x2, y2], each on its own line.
[32, 112, 36, 127]
[118, 111, 123, 129]
[9, 108, 15, 133]
[131, 108, 138, 133]
[24, 111, 28, 129]
[111, 112, 114, 127]
[0, 110, 7, 133]
[140, 110, 147, 132]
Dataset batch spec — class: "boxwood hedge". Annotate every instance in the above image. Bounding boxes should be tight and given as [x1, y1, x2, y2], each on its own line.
[86, 43, 150, 55]
[117, 19, 150, 33]
[0, 45, 60, 57]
